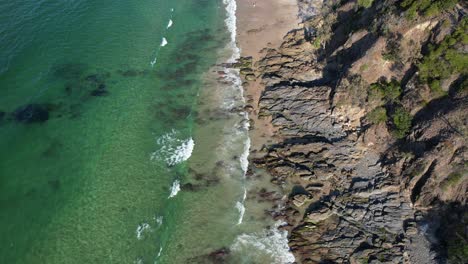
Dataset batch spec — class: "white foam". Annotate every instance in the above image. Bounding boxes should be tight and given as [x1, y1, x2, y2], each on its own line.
[222, 0, 241, 62]
[167, 19, 173, 29]
[240, 136, 251, 174]
[154, 246, 163, 264]
[151, 130, 195, 166]
[161, 37, 168, 47]
[168, 179, 180, 198]
[150, 57, 157, 67]
[168, 138, 194, 165]
[157, 246, 163, 257]
[236, 187, 247, 225]
[231, 222, 295, 263]
[222, 0, 252, 227]
[155, 215, 163, 227]
[136, 223, 151, 240]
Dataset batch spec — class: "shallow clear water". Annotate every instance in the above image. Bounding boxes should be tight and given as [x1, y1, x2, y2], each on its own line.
[0, 0, 294, 263]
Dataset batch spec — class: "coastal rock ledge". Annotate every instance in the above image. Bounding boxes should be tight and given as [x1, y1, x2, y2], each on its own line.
[245, 0, 467, 263]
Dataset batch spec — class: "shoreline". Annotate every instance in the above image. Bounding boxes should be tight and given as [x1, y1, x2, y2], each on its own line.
[236, 0, 300, 153]
[234, 0, 302, 261]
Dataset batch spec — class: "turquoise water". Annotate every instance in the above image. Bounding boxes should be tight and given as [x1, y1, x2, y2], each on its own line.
[0, 0, 294, 263]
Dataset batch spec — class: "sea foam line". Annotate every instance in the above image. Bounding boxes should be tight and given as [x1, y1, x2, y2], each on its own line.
[150, 8, 174, 66]
[223, 0, 251, 226]
[168, 179, 181, 198]
[231, 222, 295, 263]
[223, 0, 241, 62]
[236, 187, 247, 225]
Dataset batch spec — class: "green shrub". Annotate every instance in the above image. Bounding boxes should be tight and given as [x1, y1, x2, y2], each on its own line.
[357, 0, 374, 8]
[360, 63, 369, 72]
[312, 37, 321, 49]
[367, 107, 388, 124]
[382, 37, 401, 61]
[441, 172, 465, 190]
[370, 80, 401, 102]
[448, 237, 468, 264]
[418, 19, 468, 92]
[359, 257, 369, 264]
[392, 107, 412, 138]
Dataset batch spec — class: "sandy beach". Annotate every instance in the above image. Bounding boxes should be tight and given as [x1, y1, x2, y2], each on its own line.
[236, 0, 300, 152]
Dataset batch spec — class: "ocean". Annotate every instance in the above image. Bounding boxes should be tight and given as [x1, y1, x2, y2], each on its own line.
[0, 0, 294, 263]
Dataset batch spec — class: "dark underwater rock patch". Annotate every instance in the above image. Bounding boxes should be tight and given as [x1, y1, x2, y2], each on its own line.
[53, 63, 87, 80]
[90, 84, 109, 96]
[84, 72, 111, 84]
[48, 179, 60, 191]
[42, 140, 63, 157]
[172, 106, 192, 119]
[64, 84, 74, 95]
[117, 69, 149, 77]
[13, 104, 49, 123]
[181, 183, 202, 192]
[0, 111, 5, 121]
[188, 247, 230, 263]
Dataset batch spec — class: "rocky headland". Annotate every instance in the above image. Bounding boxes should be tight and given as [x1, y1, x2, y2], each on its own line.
[238, 0, 467, 263]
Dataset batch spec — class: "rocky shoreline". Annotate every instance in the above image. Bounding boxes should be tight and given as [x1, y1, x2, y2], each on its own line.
[238, 0, 467, 263]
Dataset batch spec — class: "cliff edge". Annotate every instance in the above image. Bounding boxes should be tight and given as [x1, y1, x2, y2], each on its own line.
[241, 0, 467, 263]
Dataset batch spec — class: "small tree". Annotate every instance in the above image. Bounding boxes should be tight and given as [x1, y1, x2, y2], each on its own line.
[367, 107, 388, 124]
[370, 80, 401, 102]
[392, 107, 412, 138]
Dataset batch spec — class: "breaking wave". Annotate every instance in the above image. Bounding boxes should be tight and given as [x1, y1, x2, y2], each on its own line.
[231, 222, 295, 263]
[222, 0, 251, 226]
[151, 129, 194, 166]
[168, 179, 180, 198]
[161, 37, 168, 47]
[136, 223, 151, 240]
[236, 187, 247, 225]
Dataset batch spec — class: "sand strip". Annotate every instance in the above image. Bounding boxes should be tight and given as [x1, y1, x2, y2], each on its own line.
[236, 0, 300, 152]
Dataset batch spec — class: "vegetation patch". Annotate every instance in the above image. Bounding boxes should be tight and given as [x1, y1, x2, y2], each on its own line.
[359, 63, 369, 72]
[400, 0, 459, 19]
[370, 79, 402, 102]
[441, 172, 465, 191]
[418, 18, 468, 93]
[391, 107, 412, 138]
[357, 0, 374, 8]
[447, 234, 468, 264]
[367, 106, 388, 124]
[382, 37, 401, 62]
[312, 37, 322, 49]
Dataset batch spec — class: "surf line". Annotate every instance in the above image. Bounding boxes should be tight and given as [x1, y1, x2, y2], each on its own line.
[150, 8, 175, 67]
[221, 0, 251, 225]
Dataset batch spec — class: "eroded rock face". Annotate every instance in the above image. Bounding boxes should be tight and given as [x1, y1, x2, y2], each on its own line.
[259, 85, 343, 138]
[247, 0, 467, 263]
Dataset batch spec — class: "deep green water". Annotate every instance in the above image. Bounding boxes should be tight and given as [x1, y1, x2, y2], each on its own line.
[0, 0, 295, 263]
